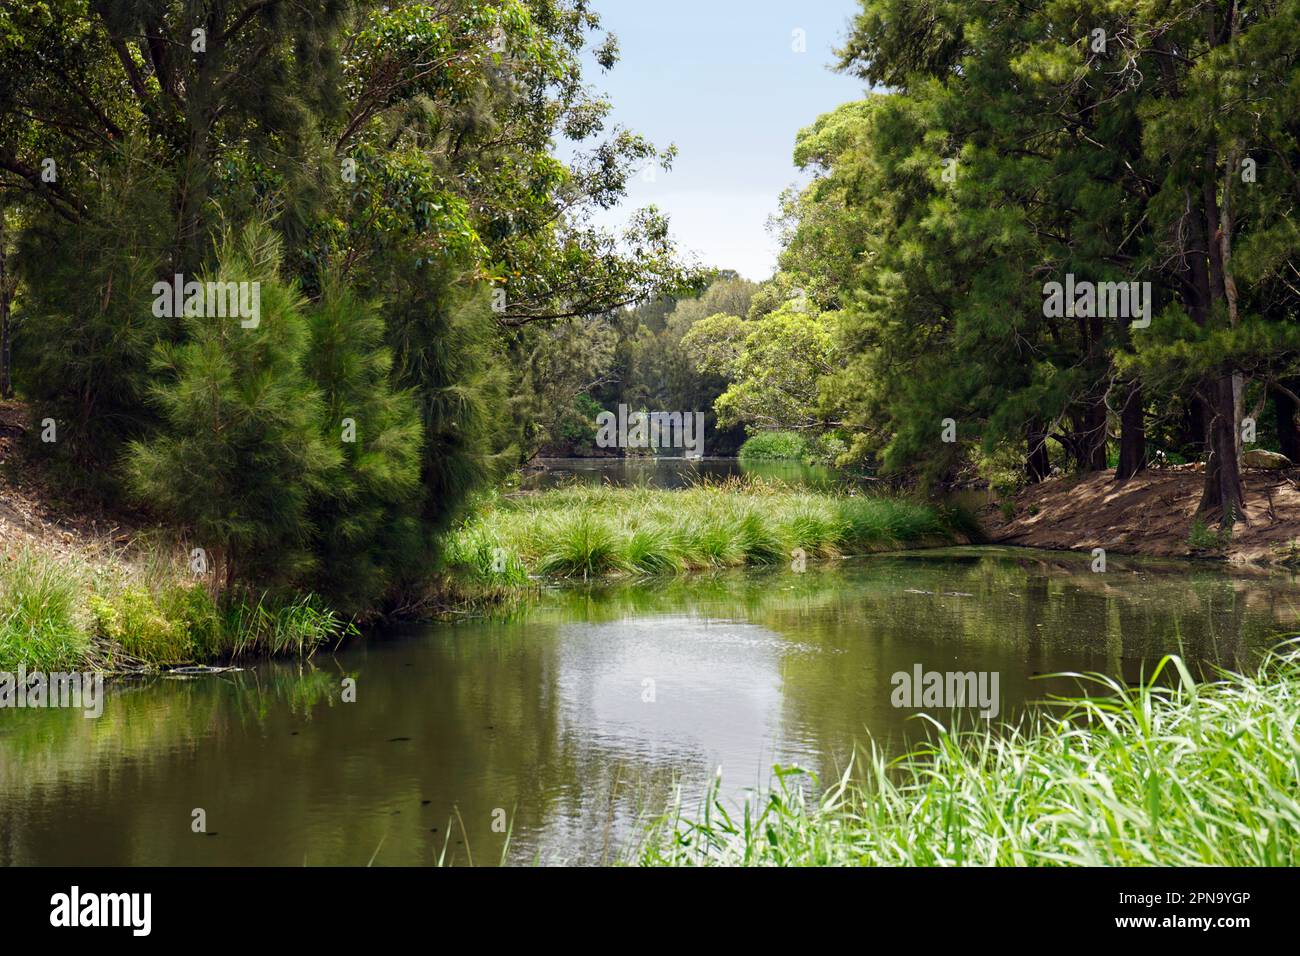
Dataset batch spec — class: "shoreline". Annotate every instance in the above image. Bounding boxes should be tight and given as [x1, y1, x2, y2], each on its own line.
[9, 392, 1300, 672]
[980, 466, 1300, 568]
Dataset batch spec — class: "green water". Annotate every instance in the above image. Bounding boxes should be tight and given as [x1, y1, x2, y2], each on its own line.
[1, 547, 1296, 865]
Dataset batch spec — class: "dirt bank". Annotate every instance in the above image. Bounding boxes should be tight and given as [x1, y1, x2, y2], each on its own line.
[980, 464, 1300, 566]
[0, 399, 148, 562]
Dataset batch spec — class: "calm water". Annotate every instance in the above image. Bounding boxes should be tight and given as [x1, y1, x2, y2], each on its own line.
[522, 456, 845, 490]
[1, 547, 1297, 866]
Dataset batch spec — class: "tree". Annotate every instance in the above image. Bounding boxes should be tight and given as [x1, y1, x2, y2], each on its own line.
[125, 223, 339, 593]
[684, 304, 841, 434]
[1, 1, 700, 607]
[13, 149, 173, 479]
[0, 198, 14, 399]
[306, 271, 424, 611]
[772, 0, 1300, 512]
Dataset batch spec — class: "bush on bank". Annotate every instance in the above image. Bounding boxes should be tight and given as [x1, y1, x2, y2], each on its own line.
[738, 431, 808, 462]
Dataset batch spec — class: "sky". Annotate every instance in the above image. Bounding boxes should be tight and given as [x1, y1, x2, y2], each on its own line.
[577, 0, 867, 281]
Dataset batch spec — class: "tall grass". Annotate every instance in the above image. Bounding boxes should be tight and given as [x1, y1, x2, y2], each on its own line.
[636, 647, 1300, 866]
[445, 479, 975, 581]
[0, 550, 91, 671]
[0, 544, 351, 671]
[222, 593, 352, 658]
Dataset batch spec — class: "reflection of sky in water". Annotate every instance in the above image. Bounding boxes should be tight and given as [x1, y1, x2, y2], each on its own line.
[3, 549, 1298, 865]
[508, 615, 839, 864]
[557, 617, 792, 775]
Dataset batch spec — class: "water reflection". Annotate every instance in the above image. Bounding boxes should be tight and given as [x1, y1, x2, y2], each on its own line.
[1, 548, 1296, 865]
[521, 456, 844, 490]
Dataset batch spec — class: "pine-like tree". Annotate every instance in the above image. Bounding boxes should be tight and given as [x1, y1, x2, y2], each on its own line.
[306, 271, 424, 611]
[126, 222, 339, 594]
[15, 151, 173, 484]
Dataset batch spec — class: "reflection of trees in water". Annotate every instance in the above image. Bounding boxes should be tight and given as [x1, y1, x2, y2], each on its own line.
[3, 549, 1295, 864]
[621, 550, 1295, 789]
[0, 626, 696, 866]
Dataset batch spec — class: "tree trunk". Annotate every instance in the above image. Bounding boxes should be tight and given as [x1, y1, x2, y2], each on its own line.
[1025, 420, 1051, 482]
[1196, 377, 1246, 527]
[1274, 382, 1300, 462]
[1231, 372, 1244, 462]
[1115, 381, 1146, 480]
[1076, 396, 1108, 471]
[1181, 152, 1244, 525]
[1179, 397, 1206, 459]
[0, 202, 11, 400]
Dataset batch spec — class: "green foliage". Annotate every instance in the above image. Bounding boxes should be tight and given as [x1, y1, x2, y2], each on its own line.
[638, 649, 1300, 866]
[764, 0, 1300, 512]
[387, 281, 517, 546]
[557, 393, 603, 449]
[89, 587, 190, 665]
[685, 304, 840, 435]
[445, 481, 969, 581]
[306, 271, 424, 610]
[441, 516, 531, 587]
[1188, 518, 1233, 552]
[738, 431, 807, 462]
[125, 222, 340, 589]
[2, 0, 697, 619]
[0, 548, 89, 671]
[0, 544, 342, 670]
[535, 512, 630, 578]
[13, 150, 173, 484]
[220, 593, 353, 659]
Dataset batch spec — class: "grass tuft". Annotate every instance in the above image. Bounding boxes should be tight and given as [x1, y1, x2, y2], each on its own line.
[0, 544, 351, 671]
[0, 549, 90, 670]
[445, 479, 972, 583]
[635, 646, 1300, 867]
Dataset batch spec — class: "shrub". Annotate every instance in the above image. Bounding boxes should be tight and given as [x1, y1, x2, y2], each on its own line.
[738, 431, 807, 462]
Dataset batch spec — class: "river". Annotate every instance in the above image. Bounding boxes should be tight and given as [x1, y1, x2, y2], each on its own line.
[1, 537, 1295, 865]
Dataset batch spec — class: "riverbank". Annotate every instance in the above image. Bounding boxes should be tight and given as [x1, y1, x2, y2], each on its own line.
[443, 481, 978, 583]
[0, 544, 352, 672]
[636, 647, 1300, 866]
[982, 465, 1300, 566]
[0, 401, 352, 671]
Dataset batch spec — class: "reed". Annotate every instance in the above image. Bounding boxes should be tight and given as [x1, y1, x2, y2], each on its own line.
[444, 479, 974, 581]
[635, 647, 1300, 866]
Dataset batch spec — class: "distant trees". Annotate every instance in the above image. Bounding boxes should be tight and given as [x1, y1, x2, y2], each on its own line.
[614, 274, 757, 456]
[683, 303, 839, 435]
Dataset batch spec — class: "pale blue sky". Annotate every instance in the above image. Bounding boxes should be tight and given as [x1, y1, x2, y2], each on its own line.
[579, 0, 866, 280]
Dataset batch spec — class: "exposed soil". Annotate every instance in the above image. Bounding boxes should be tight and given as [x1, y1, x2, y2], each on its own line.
[980, 464, 1300, 567]
[0, 399, 149, 562]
